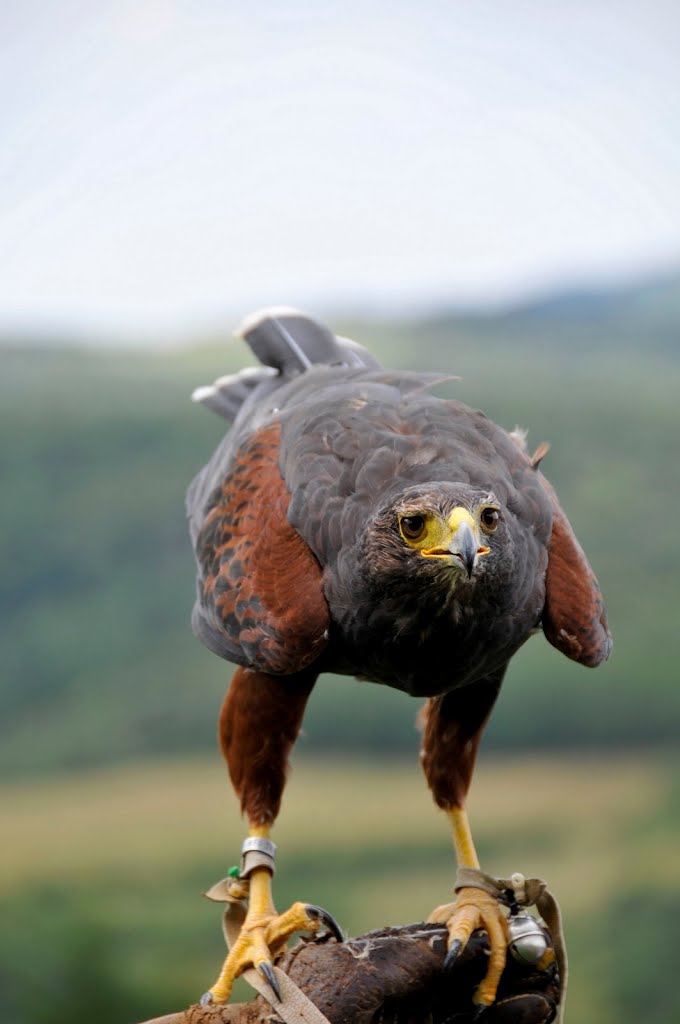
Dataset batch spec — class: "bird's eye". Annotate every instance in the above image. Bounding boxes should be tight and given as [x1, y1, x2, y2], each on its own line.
[480, 507, 500, 533]
[400, 515, 426, 541]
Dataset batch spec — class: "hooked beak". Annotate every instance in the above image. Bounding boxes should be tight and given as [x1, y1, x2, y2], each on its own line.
[448, 519, 479, 579]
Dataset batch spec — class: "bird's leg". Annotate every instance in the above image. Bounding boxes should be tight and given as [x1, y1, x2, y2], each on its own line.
[428, 801, 509, 1007]
[431, 805, 509, 1008]
[201, 667, 342, 1005]
[421, 673, 509, 1010]
[449, 804, 480, 870]
[203, 823, 338, 1004]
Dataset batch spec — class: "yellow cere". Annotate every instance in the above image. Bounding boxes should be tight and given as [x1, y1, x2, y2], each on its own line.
[447, 507, 477, 534]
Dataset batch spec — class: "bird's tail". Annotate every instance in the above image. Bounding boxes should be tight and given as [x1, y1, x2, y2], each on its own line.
[191, 307, 380, 420]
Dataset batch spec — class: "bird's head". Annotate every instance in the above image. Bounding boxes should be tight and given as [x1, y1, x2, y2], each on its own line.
[362, 482, 507, 594]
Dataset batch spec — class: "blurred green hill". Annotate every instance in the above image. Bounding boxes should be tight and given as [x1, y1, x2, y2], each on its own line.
[1, 271, 678, 778]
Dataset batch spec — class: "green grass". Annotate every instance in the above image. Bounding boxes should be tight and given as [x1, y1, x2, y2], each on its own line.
[1, 753, 677, 1024]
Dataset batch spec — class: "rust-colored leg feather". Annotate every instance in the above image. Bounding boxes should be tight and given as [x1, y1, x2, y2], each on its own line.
[219, 666, 316, 825]
[420, 673, 503, 811]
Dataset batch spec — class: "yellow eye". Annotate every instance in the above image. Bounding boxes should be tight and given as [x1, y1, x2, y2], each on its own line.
[400, 514, 426, 541]
[480, 507, 500, 533]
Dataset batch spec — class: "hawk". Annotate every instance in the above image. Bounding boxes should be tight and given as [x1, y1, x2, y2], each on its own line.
[187, 309, 611, 1009]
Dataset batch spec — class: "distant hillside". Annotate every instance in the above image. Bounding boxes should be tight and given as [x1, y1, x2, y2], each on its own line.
[1, 279, 679, 778]
[502, 268, 680, 326]
[418, 266, 680, 354]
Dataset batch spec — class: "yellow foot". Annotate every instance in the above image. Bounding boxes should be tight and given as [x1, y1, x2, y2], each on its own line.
[429, 886, 509, 1009]
[201, 900, 342, 1005]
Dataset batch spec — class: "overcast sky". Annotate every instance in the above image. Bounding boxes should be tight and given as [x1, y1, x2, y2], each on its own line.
[1, 0, 679, 339]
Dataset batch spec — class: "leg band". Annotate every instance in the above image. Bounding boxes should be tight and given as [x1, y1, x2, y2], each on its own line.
[241, 837, 277, 878]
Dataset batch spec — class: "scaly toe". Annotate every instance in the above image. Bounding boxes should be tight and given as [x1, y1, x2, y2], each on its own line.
[202, 924, 273, 1004]
[437, 887, 509, 1007]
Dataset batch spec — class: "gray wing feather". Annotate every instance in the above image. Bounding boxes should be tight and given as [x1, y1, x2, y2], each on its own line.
[191, 366, 278, 420]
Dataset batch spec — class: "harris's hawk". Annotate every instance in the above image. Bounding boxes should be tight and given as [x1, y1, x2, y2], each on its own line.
[187, 309, 611, 1009]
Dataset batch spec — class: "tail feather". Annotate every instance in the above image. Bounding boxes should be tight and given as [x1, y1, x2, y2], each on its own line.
[191, 367, 277, 419]
[334, 335, 381, 370]
[192, 308, 381, 421]
[237, 306, 341, 374]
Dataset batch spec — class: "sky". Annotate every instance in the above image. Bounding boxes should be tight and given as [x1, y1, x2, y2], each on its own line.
[1, 0, 679, 339]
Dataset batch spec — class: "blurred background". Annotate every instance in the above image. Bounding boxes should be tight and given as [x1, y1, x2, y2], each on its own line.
[1, 2, 679, 1022]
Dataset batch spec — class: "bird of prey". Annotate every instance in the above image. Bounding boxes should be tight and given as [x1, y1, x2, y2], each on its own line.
[187, 309, 611, 1010]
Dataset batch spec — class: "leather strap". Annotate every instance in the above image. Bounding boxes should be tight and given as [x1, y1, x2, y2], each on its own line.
[241, 964, 332, 1024]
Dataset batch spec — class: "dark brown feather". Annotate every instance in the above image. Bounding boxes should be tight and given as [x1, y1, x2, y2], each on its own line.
[540, 475, 612, 667]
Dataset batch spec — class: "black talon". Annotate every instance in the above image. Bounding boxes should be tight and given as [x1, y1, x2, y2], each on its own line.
[257, 961, 281, 1001]
[444, 938, 463, 972]
[199, 991, 214, 1006]
[306, 904, 344, 942]
[470, 1005, 488, 1022]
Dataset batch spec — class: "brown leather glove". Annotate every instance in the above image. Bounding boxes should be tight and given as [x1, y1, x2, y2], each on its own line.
[165, 920, 561, 1024]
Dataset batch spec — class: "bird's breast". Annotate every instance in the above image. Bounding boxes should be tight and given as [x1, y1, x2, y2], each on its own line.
[323, 600, 531, 697]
